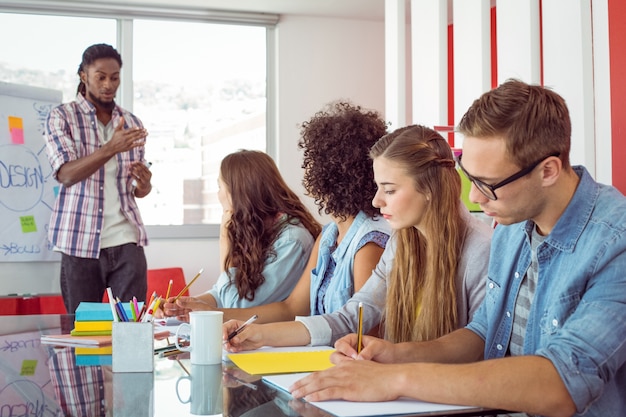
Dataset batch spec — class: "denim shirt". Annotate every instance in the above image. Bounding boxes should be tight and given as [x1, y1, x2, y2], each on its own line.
[466, 166, 626, 416]
[310, 211, 391, 315]
[206, 221, 315, 308]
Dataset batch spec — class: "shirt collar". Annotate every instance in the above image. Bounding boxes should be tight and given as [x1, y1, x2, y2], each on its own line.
[524, 166, 597, 252]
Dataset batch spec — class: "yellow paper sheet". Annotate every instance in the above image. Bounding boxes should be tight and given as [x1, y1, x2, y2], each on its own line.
[228, 348, 335, 375]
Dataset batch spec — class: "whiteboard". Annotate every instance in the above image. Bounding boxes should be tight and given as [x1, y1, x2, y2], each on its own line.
[0, 82, 62, 262]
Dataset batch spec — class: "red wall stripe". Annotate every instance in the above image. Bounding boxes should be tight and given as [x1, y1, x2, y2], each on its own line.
[609, 0, 626, 194]
[448, 23, 455, 147]
[491, 7, 497, 88]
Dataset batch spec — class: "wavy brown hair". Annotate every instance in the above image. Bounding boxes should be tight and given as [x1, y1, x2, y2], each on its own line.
[299, 101, 388, 221]
[370, 125, 467, 343]
[221, 150, 321, 301]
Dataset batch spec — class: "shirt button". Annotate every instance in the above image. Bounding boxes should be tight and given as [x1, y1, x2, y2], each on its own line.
[552, 319, 559, 326]
[489, 283, 494, 289]
[514, 272, 520, 278]
[506, 311, 511, 318]
[497, 344, 503, 350]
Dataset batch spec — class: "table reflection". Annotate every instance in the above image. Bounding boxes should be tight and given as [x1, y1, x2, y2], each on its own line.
[0, 314, 336, 417]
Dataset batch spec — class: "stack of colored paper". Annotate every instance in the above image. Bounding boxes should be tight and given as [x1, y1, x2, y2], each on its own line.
[71, 302, 137, 366]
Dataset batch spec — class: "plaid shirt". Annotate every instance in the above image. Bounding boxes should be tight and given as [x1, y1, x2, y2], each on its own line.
[48, 347, 110, 416]
[44, 94, 148, 258]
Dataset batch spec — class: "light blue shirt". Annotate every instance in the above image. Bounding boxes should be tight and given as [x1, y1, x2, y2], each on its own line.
[466, 166, 626, 416]
[310, 211, 391, 315]
[207, 221, 315, 308]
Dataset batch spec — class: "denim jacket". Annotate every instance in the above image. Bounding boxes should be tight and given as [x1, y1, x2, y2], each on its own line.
[310, 211, 390, 315]
[466, 166, 626, 416]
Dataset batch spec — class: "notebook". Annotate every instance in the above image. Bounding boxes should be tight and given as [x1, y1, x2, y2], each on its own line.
[227, 346, 334, 375]
[263, 372, 484, 417]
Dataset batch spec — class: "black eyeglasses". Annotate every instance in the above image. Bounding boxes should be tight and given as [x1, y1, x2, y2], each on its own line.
[457, 152, 560, 201]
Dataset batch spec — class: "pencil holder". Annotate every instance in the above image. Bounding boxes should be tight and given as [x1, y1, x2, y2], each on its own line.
[113, 371, 154, 416]
[112, 321, 154, 372]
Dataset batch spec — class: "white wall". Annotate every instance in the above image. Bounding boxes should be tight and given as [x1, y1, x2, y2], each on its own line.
[0, 14, 385, 296]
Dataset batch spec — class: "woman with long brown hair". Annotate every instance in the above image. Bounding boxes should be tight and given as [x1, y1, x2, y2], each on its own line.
[223, 124, 492, 349]
[171, 150, 320, 309]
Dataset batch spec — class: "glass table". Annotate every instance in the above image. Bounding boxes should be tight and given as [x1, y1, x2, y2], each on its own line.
[0, 314, 499, 417]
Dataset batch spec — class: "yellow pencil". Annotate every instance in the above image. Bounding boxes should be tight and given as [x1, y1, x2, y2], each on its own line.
[357, 301, 364, 354]
[165, 279, 173, 300]
[172, 268, 204, 302]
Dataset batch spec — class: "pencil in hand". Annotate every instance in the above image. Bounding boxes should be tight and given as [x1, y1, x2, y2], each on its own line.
[357, 301, 364, 354]
[172, 268, 204, 302]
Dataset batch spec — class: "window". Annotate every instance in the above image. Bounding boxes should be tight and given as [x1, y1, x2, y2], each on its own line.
[0, 13, 116, 100]
[132, 19, 267, 225]
[0, 6, 273, 233]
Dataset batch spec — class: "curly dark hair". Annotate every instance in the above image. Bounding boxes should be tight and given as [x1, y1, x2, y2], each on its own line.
[299, 101, 388, 221]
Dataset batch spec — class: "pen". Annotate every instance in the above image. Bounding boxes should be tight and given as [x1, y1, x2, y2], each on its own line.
[132, 160, 152, 187]
[356, 301, 364, 354]
[154, 343, 179, 354]
[159, 349, 185, 358]
[226, 314, 258, 342]
[106, 287, 119, 322]
[172, 268, 204, 303]
[142, 296, 160, 322]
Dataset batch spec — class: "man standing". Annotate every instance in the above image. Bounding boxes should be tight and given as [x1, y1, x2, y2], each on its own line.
[44, 43, 152, 313]
[290, 79, 626, 417]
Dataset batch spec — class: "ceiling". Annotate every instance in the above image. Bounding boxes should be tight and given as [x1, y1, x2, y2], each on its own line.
[112, 0, 388, 21]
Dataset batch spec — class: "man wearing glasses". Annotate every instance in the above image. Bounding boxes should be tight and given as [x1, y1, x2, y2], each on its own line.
[289, 79, 626, 416]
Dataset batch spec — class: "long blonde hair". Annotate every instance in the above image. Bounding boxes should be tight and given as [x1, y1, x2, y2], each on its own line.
[370, 125, 466, 343]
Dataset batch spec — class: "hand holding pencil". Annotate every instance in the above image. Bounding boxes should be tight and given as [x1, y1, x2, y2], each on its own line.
[161, 268, 208, 320]
[331, 332, 396, 364]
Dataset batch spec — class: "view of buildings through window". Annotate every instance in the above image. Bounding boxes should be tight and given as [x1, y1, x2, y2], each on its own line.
[0, 12, 267, 226]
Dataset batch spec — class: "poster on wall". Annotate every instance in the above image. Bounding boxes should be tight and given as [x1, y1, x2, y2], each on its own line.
[0, 82, 62, 262]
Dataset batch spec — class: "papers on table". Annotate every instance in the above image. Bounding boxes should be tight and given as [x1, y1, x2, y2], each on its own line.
[227, 346, 334, 375]
[153, 317, 186, 337]
[40, 333, 112, 347]
[263, 372, 484, 417]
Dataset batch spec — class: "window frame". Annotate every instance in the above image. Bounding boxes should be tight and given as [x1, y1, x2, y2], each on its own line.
[0, 1, 278, 239]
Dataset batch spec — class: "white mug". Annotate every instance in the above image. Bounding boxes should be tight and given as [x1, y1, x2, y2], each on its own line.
[176, 363, 224, 416]
[175, 311, 224, 365]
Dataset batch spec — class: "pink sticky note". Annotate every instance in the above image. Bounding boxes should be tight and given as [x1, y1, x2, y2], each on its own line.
[10, 127, 24, 145]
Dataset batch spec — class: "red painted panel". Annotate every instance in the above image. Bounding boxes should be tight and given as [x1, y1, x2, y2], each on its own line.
[448, 23, 455, 147]
[608, 0, 626, 194]
[491, 7, 497, 88]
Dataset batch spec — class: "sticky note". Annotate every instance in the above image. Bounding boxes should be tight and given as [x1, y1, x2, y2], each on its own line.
[20, 216, 37, 233]
[8, 116, 24, 145]
[20, 360, 37, 376]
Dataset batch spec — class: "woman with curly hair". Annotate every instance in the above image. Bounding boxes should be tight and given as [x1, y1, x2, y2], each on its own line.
[163, 150, 320, 310]
[165, 101, 390, 322]
[223, 124, 492, 350]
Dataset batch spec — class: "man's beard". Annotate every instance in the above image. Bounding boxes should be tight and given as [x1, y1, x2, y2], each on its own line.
[86, 90, 116, 111]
